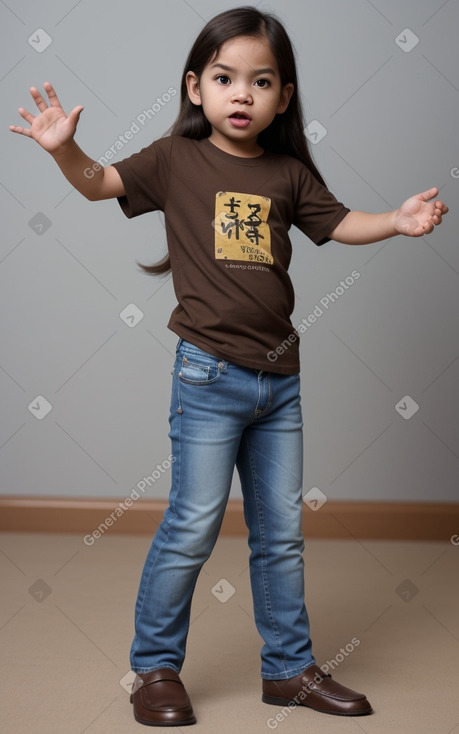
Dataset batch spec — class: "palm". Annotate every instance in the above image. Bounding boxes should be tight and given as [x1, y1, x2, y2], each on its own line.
[9, 82, 83, 153]
[29, 106, 75, 151]
[394, 189, 447, 237]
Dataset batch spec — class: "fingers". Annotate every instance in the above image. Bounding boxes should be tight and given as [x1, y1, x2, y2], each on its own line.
[418, 188, 449, 215]
[9, 106, 35, 134]
[430, 201, 448, 228]
[67, 105, 84, 127]
[29, 85, 49, 113]
[434, 200, 449, 215]
[423, 201, 447, 232]
[43, 81, 64, 108]
[9, 124, 32, 137]
[28, 82, 64, 113]
[417, 187, 439, 202]
[17, 106, 35, 124]
[9, 82, 66, 136]
[417, 190, 448, 235]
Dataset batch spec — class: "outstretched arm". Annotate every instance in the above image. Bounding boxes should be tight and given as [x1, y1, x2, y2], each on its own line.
[9, 82, 124, 201]
[330, 188, 448, 245]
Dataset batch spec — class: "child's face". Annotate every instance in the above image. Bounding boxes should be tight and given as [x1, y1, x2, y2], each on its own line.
[186, 35, 294, 157]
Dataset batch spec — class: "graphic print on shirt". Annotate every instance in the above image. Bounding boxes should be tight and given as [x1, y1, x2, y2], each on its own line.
[214, 191, 273, 265]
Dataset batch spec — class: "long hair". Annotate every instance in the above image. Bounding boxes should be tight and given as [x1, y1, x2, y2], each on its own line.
[139, 6, 326, 275]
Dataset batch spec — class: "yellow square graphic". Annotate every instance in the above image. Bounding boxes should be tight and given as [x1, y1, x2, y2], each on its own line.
[214, 191, 273, 265]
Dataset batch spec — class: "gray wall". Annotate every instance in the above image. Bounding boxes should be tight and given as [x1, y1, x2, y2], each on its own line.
[1, 0, 458, 503]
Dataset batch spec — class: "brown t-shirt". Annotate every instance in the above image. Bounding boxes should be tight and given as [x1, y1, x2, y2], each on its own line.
[112, 136, 349, 374]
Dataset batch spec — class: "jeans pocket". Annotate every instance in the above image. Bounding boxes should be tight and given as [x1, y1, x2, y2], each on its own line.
[177, 344, 227, 386]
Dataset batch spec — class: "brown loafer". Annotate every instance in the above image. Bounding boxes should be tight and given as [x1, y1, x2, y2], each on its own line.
[262, 664, 373, 716]
[130, 668, 196, 726]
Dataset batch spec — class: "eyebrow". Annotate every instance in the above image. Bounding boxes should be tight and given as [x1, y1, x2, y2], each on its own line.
[210, 62, 276, 75]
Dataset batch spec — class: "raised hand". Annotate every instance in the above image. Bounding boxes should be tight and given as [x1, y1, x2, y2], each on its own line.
[394, 187, 448, 237]
[9, 82, 83, 153]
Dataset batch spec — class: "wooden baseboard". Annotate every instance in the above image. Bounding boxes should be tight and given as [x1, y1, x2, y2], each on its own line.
[0, 496, 458, 541]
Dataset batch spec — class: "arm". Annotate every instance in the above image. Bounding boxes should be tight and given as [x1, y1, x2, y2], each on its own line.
[330, 188, 448, 245]
[9, 82, 124, 201]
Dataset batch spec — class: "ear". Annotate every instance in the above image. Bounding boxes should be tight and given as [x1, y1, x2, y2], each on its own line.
[277, 83, 294, 115]
[186, 71, 202, 106]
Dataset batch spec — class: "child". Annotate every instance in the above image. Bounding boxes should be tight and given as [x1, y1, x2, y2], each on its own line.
[10, 6, 447, 727]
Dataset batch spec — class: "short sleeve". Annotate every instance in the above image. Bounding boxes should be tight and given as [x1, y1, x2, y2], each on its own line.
[111, 136, 173, 218]
[293, 164, 350, 245]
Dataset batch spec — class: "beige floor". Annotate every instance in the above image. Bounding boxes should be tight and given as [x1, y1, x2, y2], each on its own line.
[1, 531, 458, 734]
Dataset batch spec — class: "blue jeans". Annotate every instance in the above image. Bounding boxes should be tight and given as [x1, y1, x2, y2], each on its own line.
[130, 339, 315, 680]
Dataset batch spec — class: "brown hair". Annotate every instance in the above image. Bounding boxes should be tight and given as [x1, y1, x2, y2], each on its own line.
[138, 6, 326, 275]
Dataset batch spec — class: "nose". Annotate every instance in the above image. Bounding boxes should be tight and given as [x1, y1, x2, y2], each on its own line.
[231, 87, 252, 104]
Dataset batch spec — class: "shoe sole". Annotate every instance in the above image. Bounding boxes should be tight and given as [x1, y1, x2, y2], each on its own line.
[130, 694, 197, 726]
[262, 694, 373, 716]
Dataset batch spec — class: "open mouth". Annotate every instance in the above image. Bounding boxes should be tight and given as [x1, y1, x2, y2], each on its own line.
[229, 112, 251, 127]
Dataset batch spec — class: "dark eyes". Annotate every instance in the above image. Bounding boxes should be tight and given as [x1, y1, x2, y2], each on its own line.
[215, 76, 270, 88]
[254, 79, 270, 88]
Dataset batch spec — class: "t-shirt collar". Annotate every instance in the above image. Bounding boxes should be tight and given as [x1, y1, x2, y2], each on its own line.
[200, 137, 272, 166]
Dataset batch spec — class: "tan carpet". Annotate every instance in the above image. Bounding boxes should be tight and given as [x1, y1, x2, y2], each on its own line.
[1, 531, 458, 733]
